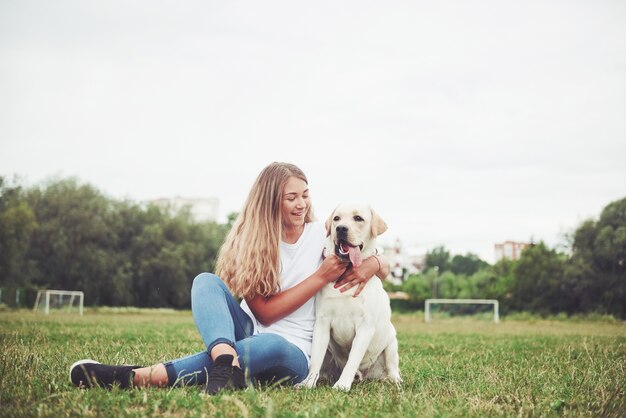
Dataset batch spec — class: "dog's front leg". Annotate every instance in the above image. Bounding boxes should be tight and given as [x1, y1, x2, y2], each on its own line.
[296, 316, 332, 388]
[383, 337, 402, 387]
[332, 325, 375, 391]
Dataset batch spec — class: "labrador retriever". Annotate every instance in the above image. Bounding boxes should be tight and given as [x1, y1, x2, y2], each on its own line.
[298, 203, 402, 391]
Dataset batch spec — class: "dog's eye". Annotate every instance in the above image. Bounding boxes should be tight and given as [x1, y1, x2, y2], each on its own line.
[354, 215, 364, 222]
[333, 216, 340, 221]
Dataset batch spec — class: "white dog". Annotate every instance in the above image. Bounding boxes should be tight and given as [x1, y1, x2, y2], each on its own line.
[299, 203, 402, 391]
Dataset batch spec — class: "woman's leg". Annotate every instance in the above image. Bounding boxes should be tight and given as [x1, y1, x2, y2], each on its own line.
[132, 364, 169, 387]
[190, 272, 254, 353]
[238, 333, 309, 386]
[133, 272, 254, 387]
[72, 273, 307, 390]
[162, 333, 309, 387]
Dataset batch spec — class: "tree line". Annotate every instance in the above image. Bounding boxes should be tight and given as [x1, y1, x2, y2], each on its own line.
[394, 197, 625, 318]
[1, 176, 624, 317]
[0, 176, 230, 309]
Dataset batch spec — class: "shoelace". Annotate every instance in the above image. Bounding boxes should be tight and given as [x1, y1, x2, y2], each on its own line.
[209, 363, 234, 386]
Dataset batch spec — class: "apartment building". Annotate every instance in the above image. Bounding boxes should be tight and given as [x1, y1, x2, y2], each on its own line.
[494, 240, 530, 261]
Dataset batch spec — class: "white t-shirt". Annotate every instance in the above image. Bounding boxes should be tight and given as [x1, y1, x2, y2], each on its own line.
[240, 221, 326, 361]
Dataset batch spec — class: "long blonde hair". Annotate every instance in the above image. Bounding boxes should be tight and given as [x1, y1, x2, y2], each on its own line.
[216, 162, 315, 299]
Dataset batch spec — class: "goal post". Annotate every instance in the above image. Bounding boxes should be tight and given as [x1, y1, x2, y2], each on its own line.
[33, 290, 84, 316]
[425, 298, 499, 323]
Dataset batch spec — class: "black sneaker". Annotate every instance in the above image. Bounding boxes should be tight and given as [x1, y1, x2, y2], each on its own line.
[69, 359, 140, 389]
[205, 354, 247, 395]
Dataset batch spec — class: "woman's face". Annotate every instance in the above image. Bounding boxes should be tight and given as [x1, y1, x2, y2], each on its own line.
[281, 176, 310, 229]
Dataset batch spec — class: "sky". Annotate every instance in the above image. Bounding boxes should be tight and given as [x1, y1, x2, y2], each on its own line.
[1, 0, 625, 263]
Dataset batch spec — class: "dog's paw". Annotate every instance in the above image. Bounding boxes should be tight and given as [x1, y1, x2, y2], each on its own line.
[332, 379, 353, 391]
[295, 373, 319, 389]
[388, 373, 403, 388]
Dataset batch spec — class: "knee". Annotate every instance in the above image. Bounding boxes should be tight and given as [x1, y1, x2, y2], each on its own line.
[261, 334, 294, 360]
[191, 273, 224, 295]
[257, 335, 308, 379]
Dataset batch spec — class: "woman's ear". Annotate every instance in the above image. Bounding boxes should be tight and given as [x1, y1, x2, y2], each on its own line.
[325, 208, 336, 237]
[370, 208, 388, 238]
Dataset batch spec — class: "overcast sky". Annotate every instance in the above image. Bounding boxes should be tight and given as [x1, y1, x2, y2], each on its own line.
[1, 0, 625, 263]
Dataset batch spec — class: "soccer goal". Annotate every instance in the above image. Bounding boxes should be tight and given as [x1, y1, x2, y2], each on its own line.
[424, 298, 499, 323]
[33, 290, 84, 316]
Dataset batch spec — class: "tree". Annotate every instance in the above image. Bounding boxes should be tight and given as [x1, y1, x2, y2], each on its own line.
[0, 175, 231, 308]
[490, 258, 516, 301]
[437, 271, 462, 298]
[0, 177, 37, 287]
[24, 178, 121, 304]
[402, 273, 431, 305]
[511, 242, 567, 315]
[566, 197, 626, 317]
[425, 246, 451, 273]
[450, 253, 489, 276]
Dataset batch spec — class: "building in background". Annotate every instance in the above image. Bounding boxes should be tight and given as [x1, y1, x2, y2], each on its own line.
[150, 197, 219, 223]
[494, 240, 531, 261]
[382, 239, 427, 284]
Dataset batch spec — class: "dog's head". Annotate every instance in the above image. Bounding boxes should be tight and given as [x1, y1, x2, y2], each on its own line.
[324, 204, 387, 267]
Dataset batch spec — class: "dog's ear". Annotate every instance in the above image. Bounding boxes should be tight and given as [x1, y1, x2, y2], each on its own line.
[325, 208, 336, 237]
[370, 207, 388, 237]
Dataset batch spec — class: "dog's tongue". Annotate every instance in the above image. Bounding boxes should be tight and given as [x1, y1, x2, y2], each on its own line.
[348, 245, 362, 267]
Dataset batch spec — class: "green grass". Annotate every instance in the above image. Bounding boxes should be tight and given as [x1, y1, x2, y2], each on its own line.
[1, 310, 625, 417]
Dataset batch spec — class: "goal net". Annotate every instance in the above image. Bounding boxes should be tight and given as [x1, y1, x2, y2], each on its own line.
[424, 298, 499, 323]
[33, 290, 84, 316]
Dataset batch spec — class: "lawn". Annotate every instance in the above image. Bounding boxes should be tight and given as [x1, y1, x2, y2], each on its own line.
[1, 309, 624, 417]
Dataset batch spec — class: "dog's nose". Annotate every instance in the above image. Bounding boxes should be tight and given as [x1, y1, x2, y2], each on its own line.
[336, 225, 348, 234]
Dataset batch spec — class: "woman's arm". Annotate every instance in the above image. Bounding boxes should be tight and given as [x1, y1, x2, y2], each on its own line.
[375, 254, 391, 279]
[333, 254, 391, 297]
[245, 254, 348, 326]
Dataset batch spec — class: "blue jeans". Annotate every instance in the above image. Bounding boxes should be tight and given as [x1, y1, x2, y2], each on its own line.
[163, 273, 309, 386]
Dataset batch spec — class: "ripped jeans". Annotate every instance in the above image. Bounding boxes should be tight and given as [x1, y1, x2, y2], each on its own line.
[163, 273, 308, 386]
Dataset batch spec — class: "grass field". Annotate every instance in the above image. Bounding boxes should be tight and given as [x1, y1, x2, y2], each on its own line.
[1, 309, 625, 417]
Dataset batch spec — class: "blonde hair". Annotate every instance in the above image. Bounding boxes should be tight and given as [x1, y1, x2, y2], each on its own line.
[216, 162, 315, 299]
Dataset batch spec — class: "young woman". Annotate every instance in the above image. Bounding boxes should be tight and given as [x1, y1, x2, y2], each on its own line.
[70, 162, 390, 394]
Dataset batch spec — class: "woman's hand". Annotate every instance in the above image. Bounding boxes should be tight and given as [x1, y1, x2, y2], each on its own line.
[317, 254, 349, 283]
[246, 254, 348, 326]
[334, 256, 384, 297]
